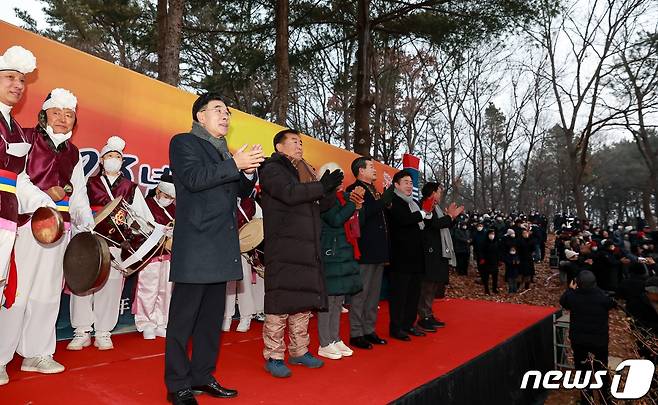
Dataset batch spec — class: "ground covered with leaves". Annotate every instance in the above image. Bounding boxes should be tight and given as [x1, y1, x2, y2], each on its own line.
[443, 234, 642, 404]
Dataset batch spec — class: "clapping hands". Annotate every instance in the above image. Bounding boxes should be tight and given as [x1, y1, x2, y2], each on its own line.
[234, 144, 264, 174]
[445, 202, 464, 220]
[349, 186, 366, 209]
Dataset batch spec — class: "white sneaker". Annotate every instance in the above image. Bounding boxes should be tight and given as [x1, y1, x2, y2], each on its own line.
[21, 356, 65, 374]
[94, 332, 114, 350]
[67, 331, 91, 351]
[154, 326, 167, 338]
[142, 328, 156, 340]
[0, 365, 8, 385]
[236, 317, 251, 332]
[334, 340, 353, 357]
[318, 343, 342, 360]
[222, 317, 232, 332]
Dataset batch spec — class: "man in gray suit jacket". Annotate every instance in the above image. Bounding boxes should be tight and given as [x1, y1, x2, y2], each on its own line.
[164, 92, 263, 405]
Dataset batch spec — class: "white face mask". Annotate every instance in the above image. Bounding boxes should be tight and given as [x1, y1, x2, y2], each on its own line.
[103, 157, 122, 174]
[157, 196, 174, 207]
[45, 125, 72, 147]
[5, 141, 31, 157]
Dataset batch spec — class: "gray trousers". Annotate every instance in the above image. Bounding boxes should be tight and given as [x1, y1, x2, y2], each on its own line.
[317, 295, 344, 347]
[418, 280, 444, 319]
[349, 263, 385, 337]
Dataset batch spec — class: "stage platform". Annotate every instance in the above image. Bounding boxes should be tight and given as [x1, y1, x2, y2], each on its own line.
[1, 299, 557, 404]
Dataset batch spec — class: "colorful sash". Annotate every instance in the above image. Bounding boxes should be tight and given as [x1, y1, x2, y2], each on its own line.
[0, 169, 17, 194]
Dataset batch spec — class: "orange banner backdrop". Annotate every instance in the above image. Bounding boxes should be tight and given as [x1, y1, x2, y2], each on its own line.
[0, 21, 396, 191]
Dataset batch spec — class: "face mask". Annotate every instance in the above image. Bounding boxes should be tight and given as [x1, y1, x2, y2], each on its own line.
[488, 235, 495, 240]
[103, 157, 122, 174]
[157, 196, 174, 207]
[5, 141, 31, 157]
[45, 125, 72, 147]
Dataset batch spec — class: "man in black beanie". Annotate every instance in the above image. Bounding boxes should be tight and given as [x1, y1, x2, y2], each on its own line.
[559, 270, 615, 404]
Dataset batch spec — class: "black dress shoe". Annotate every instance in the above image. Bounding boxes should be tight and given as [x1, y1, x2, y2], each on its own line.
[405, 327, 426, 337]
[390, 330, 411, 341]
[191, 380, 238, 398]
[364, 332, 387, 345]
[416, 317, 437, 332]
[167, 389, 198, 405]
[349, 336, 373, 349]
[430, 317, 446, 328]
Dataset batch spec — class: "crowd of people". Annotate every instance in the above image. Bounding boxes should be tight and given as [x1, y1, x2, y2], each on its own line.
[0, 43, 656, 405]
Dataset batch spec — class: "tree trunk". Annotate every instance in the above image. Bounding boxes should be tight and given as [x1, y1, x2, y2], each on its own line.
[642, 189, 656, 230]
[273, 0, 290, 125]
[353, 0, 372, 156]
[157, 0, 183, 86]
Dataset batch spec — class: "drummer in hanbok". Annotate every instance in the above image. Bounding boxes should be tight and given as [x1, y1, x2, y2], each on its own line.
[223, 195, 263, 333]
[133, 174, 175, 340]
[0, 45, 37, 386]
[68, 135, 153, 351]
[0, 88, 94, 381]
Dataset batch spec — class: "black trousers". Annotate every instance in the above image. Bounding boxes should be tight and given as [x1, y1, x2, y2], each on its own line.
[456, 252, 470, 275]
[572, 343, 611, 403]
[388, 272, 422, 334]
[480, 266, 499, 293]
[165, 282, 227, 392]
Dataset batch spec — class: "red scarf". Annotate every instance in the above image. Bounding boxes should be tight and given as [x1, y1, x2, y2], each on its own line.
[337, 191, 361, 260]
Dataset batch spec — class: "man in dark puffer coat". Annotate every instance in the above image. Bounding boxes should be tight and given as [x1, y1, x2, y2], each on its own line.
[259, 129, 343, 378]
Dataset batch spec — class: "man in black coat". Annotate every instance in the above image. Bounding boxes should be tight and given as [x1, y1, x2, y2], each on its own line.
[559, 271, 615, 404]
[258, 129, 343, 378]
[165, 93, 262, 405]
[386, 170, 433, 341]
[345, 157, 390, 349]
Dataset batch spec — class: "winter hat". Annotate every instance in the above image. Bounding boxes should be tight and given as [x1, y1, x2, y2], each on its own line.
[100, 135, 125, 158]
[42, 88, 77, 111]
[576, 270, 597, 289]
[157, 173, 175, 198]
[0, 46, 36, 74]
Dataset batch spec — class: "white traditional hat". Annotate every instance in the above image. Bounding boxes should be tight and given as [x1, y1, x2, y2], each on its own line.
[0, 46, 37, 74]
[100, 135, 126, 157]
[157, 176, 175, 198]
[42, 88, 77, 111]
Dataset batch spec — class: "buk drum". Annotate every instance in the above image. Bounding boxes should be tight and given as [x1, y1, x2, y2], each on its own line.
[93, 197, 166, 276]
[63, 232, 111, 295]
[238, 218, 264, 253]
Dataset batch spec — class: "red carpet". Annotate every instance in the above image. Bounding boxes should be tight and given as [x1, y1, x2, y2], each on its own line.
[1, 299, 556, 404]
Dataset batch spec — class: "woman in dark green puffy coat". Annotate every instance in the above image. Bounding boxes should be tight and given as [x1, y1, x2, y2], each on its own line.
[316, 188, 365, 360]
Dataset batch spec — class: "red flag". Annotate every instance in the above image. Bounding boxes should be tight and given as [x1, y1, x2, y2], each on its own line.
[422, 196, 435, 213]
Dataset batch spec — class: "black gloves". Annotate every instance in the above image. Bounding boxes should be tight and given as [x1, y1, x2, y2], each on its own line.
[319, 169, 344, 193]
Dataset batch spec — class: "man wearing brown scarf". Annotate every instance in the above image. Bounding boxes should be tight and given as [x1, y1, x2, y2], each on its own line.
[258, 129, 343, 378]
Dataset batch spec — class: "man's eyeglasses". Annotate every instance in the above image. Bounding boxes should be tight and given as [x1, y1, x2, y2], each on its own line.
[199, 106, 231, 116]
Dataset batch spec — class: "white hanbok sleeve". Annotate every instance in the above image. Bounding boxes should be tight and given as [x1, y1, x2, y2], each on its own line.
[16, 169, 56, 214]
[130, 186, 155, 224]
[69, 157, 95, 235]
